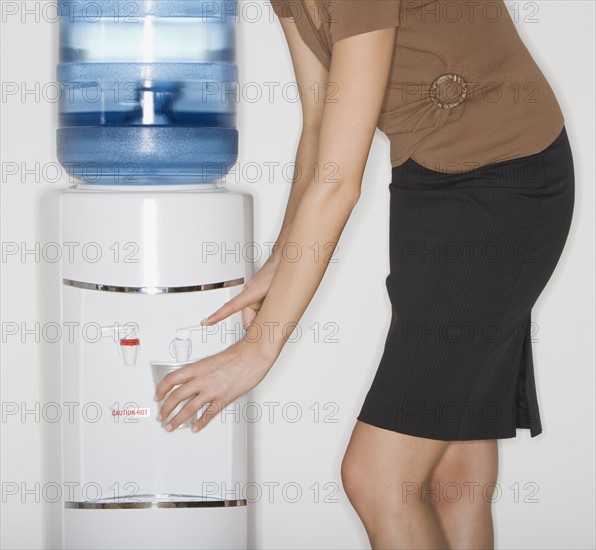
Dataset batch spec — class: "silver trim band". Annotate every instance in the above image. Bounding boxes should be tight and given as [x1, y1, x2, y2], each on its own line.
[65, 498, 247, 510]
[63, 277, 244, 294]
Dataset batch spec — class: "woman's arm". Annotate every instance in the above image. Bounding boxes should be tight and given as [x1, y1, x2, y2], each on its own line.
[272, 14, 330, 259]
[155, 23, 397, 432]
[200, 14, 329, 326]
[246, 26, 397, 362]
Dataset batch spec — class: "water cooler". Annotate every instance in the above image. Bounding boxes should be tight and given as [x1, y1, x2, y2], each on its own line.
[56, 2, 251, 548]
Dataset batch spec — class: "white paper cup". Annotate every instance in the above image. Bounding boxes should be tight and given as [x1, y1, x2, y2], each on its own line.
[150, 360, 196, 429]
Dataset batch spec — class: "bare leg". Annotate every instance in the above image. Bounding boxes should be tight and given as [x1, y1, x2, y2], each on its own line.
[341, 420, 451, 549]
[428, 440, 498, 550]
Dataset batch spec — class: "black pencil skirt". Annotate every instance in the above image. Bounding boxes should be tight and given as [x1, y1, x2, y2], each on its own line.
[357, 126, 575, 440]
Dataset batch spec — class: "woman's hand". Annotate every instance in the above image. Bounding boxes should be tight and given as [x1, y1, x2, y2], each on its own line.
[154, 338, 273, 432]
[201, 261, 277, 329]
[156, 260, 279, 432]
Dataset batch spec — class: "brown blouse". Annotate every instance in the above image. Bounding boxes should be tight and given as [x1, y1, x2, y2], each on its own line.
[270, 0, 565, 172]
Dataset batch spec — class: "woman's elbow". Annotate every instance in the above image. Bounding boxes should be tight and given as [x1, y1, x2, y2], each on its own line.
[342, 184, 361, 208]
[301, 117, 322, 133]
[318, 179, 361, 211]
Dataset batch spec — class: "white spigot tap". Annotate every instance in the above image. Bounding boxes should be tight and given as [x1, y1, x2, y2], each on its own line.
[99, 322, 138, 339]
[98, 323, 141, 366]
[169, 324, 209, 362]
[174, 324, 209, 340]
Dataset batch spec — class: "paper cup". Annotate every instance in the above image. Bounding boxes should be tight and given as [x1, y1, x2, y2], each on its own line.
[150, 360, 196, 429]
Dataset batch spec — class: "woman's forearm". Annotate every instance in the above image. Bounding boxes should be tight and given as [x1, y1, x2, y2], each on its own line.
[199, 126, 323, 326]
[245, 176, 359, 363]
[266, 124, 321, 270]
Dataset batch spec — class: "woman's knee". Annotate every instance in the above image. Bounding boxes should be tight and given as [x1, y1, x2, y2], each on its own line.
[340, 421, 450, 510]
[340, 445, 366, 503]
[340, 442, 432, 510]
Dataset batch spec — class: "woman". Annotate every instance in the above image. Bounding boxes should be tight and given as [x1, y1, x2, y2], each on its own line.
[155, 0, 575, 547]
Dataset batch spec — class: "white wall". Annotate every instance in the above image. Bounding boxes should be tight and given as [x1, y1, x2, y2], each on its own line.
[1, 1, 594, 548]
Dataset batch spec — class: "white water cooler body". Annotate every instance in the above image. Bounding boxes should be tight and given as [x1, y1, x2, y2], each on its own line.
[60, 184, 252, 549]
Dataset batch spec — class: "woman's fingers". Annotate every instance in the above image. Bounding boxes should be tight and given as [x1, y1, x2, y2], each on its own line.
[163, 393, 214, 432]
[201, 286, 262, 326]
[157, 381, 201, 422]
[154, 365, 195, 401]
[241, 302, 260, 328]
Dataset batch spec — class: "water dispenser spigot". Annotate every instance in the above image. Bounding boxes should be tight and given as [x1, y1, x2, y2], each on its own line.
[169, 325, 209, 362]
[119, 338, 141, 366]
[99, 324, 141, 366]
[174, 325, 209, 340]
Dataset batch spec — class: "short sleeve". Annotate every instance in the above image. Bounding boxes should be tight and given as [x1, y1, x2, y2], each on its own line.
[271, 0, 285, 18]
[325, 0, 401, 45]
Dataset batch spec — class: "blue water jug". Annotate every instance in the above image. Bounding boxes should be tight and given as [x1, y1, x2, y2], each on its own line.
[56, 0, 238, 184]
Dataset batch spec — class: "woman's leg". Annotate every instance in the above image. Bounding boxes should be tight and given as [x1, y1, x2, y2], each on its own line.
[341, 420, 451, 549]
[428, 440, 498, 550]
